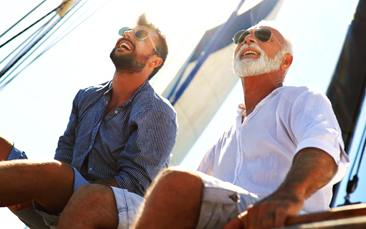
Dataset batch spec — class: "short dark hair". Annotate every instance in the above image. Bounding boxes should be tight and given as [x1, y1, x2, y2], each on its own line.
[137, 13, 168, 80]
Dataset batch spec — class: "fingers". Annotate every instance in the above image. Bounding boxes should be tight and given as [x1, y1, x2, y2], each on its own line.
[225, 203, 293, 229]
[224, 211, 247, 229]
[8, 204, 25, 211]
[245, 204, 288, 229]
[223, 217, 243, 229]
[7, 205, 18, 211]
[7, 201, 35, 211]
[274, 208, 287, 228]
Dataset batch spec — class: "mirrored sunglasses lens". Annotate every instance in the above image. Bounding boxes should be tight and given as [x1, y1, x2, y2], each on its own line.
[233, 30, 249, 44]
[118, 27, 130, 36]
[135, 29, 149, 40]
[254, 28, 272, 42]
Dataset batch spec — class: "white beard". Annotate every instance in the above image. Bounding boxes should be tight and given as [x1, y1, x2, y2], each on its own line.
[233, 43, 286, 78]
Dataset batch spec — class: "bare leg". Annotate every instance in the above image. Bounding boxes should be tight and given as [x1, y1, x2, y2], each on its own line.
[134, 167, 204, 229]
[0, 159, 75, 214]
[0, 136, 48, 228]
[58, 184, 119, 229]
[0, 136, 13, 161]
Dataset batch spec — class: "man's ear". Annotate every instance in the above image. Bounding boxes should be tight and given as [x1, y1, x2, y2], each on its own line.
[280, 54, 293, 70]
[149, 57, 163, 68]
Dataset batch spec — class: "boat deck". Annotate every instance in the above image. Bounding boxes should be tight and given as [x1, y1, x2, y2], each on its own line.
[284, 203, 366, 228]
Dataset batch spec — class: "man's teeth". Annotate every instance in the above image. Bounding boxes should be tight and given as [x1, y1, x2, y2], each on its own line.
[120, 42, 131, 50]
[244, 50, 258, 55]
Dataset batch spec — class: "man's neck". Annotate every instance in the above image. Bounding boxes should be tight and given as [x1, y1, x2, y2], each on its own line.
[241, 71, 283, 116]
[106, 70, 147, 114]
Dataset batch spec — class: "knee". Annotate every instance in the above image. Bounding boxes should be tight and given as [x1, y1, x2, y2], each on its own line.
[0, 136, 13, 160]
[74, 183, 93, 196]
[0, 136, 13, 148]
[157, 167, 203, 190]
[73, 184, 113, 204]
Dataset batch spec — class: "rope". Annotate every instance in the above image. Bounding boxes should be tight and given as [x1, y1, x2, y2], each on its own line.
[0, 5, 60, 49]
[0, 0, 115, 90]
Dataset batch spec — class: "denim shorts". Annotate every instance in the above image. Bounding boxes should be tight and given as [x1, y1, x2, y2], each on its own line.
[8, 146, 143, 229]
[7, 145, 28, 160]
[195, 171, 260, 229]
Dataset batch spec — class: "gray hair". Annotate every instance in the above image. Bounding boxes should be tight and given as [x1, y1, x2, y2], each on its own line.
[251, 20, 294, 56]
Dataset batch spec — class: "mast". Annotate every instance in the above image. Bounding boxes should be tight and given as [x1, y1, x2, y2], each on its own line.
[326, 0, 366, 206]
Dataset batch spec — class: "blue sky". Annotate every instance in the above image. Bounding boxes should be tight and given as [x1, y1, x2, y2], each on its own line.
[0, 0, 363, 227]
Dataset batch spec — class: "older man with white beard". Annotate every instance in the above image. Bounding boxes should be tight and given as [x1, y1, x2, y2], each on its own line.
[131, 21, 349, 229]
[130, 21, 349, 229]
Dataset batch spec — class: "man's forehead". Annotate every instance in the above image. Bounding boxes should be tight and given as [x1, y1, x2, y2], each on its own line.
[248, 25, 274, 32]
[249, 25, 284, 40]
[134, 25, 154, 33]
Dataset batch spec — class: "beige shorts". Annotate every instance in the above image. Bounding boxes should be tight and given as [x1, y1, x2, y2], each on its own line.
[111, 187, 144, 229]
[196, 172, 260, 229]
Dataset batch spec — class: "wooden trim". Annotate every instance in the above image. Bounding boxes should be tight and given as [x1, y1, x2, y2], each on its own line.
[285, 203, 366, 226]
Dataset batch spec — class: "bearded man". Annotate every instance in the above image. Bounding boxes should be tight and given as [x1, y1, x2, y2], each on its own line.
[129, 21, 349, 229]
[0, 13, 177, 229]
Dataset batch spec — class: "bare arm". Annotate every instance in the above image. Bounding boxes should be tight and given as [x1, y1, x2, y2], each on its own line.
[225, 147, 338, 229]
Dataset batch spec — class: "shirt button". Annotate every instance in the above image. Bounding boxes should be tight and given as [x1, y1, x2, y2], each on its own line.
[89, 168, 92, 171]
[115, 110, 118, 114]
[228, 193, 239, 202]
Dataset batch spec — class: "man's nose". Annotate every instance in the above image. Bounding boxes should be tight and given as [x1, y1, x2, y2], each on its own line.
[243, 33, 256, 44]
[123, 30, 133, 39]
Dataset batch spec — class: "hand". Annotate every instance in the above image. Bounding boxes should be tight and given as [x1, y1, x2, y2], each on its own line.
[224, 190, 304, 229]
[8, 200, 35, 211]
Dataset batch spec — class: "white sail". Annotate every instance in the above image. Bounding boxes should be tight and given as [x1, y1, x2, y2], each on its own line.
[153, 0, 284, 165]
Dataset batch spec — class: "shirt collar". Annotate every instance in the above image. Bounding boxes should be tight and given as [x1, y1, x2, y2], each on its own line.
[237, 86, 284, 121]
[105, 81, 113, 94]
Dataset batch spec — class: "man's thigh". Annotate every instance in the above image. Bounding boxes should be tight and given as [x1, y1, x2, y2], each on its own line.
[32, 165, 89, 227]
[7, 145, 89, 228]
[7, 146, 49, 228]
[195, 172, 260, 229]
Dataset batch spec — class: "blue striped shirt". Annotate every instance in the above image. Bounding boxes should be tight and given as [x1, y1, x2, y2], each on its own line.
[54, 80, 178, 196]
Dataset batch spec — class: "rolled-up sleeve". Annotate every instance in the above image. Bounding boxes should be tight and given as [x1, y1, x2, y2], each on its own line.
[54, 90, 81, 163]
[291, 89, 349, 185]
[114, 109, 177, 196]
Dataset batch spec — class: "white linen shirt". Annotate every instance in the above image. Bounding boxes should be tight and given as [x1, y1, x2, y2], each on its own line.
[197, 86, 349, 213]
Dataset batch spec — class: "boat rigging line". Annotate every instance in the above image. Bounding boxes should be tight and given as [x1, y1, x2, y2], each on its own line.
[0, 0, 113, 91]
[0, 0, 47, 39]
[341, 110, 366, 206]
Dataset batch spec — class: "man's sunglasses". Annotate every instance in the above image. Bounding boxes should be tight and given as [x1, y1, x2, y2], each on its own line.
[118, 27, 159, 57]
[232, 28, 284, 49]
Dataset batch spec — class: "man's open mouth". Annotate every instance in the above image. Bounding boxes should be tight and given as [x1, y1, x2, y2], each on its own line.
[244, 50, 259, 55]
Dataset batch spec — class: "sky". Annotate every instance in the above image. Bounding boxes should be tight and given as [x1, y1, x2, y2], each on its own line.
[0, 0, 363, 228]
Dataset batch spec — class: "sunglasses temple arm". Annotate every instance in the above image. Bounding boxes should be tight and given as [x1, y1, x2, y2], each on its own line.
[148, 36, 158, 54]
[272, 35, 285, 50]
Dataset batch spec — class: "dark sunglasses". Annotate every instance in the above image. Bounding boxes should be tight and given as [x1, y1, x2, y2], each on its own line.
[233, 28, 284, 48]
[118, 27, 159, 57]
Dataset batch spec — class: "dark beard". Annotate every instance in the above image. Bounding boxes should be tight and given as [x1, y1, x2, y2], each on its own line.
[110, 48, 149, 73]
